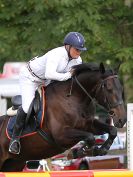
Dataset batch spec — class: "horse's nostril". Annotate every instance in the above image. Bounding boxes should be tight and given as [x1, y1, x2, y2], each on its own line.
[109, 111, 114, 115]
[109, 111, 115, 119]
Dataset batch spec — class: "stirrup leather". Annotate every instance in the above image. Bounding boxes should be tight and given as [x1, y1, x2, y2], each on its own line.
[9, 139, 21, 155]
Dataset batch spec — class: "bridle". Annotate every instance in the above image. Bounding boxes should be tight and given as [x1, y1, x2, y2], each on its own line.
[94, 75, 123, 110]
[73, 74, 123, 115]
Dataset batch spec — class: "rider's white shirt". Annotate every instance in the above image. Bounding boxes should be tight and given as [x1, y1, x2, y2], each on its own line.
[20, 46, 82, 113]
[29, 46, 82, 82]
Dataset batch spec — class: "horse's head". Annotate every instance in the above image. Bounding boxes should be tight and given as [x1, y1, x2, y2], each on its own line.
[73, 62, 126, 128]
[94, 63, 126, 128]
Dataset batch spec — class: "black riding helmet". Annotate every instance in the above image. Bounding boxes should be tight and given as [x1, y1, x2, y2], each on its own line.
[64, 32, 87, 51]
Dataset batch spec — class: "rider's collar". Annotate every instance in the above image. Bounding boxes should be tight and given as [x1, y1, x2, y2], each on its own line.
[65, 45, 73, 61]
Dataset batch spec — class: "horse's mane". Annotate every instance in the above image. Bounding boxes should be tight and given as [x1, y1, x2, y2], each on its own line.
[72, 62, 100, 76]
[73, 63, 99, 75]
[72, 62, 118, 78]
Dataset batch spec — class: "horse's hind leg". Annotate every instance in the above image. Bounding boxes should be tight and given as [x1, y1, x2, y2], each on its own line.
[0, 159, 4, 172]
[1, 159, 25, 172]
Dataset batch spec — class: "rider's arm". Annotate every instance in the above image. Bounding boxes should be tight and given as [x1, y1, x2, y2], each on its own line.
[45, 52, 72, 81]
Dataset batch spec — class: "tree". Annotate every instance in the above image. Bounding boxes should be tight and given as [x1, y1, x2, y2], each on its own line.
[0, 0, 132, 101]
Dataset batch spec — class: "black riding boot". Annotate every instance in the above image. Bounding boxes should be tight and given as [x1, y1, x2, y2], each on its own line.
[9, 107, 26, 154]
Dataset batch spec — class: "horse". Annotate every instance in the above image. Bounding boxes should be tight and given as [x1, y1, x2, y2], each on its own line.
[0, 62, 126, 171]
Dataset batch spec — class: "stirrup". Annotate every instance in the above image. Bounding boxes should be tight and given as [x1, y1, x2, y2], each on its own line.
[9, 139, 21, 155]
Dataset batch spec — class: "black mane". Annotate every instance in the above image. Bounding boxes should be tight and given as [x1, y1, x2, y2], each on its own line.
[72, 62, 117, 77]
[72, 62, 99, 76]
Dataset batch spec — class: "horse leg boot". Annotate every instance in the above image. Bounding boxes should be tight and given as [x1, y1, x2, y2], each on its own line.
[9, 107, 27, 154]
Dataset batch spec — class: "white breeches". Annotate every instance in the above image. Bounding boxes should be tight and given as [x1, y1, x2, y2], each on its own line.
[19, 66, 44, 113]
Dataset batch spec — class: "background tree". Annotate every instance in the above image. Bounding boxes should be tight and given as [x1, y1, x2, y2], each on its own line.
[0, 0, 133, 101]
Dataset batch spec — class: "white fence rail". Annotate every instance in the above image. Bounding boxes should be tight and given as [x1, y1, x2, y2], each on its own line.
[127, 103, 133, 170]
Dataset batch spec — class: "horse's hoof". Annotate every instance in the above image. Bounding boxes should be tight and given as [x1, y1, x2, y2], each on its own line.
[71, 149, 79, 159]
[92, 146, 107, 156]
[92, 146, 100, 156]
[98, 148, 107, 156]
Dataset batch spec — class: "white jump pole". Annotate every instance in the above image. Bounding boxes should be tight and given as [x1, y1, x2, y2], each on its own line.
[127, 103, 133, 170]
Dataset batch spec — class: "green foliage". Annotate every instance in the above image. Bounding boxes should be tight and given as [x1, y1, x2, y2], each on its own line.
[0, 0, 133, 101]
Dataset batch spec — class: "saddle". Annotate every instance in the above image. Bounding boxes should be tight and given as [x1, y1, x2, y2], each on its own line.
[6, 87, 45, 139]
[7, 90, 41, 120]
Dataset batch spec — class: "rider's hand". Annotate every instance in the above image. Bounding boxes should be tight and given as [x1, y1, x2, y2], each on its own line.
[70, 69, 75, 76]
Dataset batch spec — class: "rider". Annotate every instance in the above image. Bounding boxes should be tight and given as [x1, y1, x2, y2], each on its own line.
[9, 32, 87, 154]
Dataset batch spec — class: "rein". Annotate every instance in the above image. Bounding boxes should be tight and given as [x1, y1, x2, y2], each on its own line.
[75, 76, 94, 101]
[74, 76, 99, 112]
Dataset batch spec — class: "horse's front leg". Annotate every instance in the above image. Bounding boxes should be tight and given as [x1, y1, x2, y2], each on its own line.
[63, 128, 95, 148]
[69, 116, 117, 156]
[92, 119, 117, 156]
[61, 128, 95, 158]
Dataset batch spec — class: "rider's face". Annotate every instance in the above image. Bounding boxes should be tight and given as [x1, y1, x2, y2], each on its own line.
[70, 47, 81, 59]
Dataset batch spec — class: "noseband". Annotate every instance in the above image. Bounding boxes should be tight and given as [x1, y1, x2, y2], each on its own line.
[74, 75, 123, 113]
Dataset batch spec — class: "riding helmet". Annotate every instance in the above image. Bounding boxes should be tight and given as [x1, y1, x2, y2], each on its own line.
[64, 32, 87, 51]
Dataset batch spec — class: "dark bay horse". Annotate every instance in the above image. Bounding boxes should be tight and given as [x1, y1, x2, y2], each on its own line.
[0, 62, 126, 171]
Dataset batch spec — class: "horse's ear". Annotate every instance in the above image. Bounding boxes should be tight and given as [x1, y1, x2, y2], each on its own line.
[99, 62, 105, 74]
[114, 61, 122, 74]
